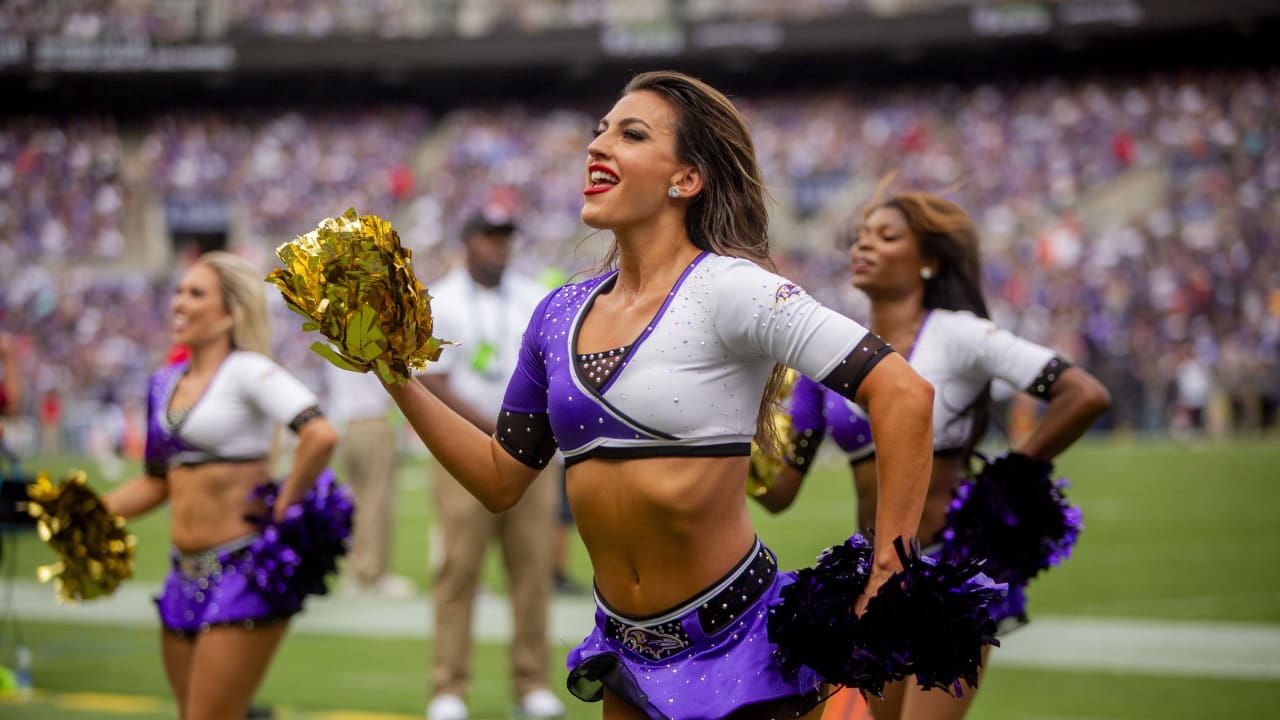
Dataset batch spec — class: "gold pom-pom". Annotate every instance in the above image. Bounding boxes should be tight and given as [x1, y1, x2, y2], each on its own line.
[25, 470, 136, 604]
[747, 368, 800, 498]
[266, 208, 454, 384]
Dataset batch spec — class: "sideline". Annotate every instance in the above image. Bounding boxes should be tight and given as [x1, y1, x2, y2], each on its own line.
[5, 579, 1280, 679]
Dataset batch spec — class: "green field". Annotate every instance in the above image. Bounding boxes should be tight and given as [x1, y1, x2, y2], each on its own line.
[2, 438, 1279, 719]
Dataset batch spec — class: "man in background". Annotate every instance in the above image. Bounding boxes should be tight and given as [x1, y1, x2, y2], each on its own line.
[419, 209, 565, 720]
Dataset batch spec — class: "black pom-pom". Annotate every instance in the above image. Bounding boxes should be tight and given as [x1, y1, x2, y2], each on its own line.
[768, 535, 893, 689]
[768, 535, 1004, 697]
[942, 452, 1082, 585]
[859, 538, 1004, 695]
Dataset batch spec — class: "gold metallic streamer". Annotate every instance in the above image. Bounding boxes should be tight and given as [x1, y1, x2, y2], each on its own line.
[25, 470, 136, 603]
[747, 368, 800, 497]
[266, 209, 453, 384]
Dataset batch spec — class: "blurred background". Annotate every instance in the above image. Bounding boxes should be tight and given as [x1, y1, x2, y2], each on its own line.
[0, 1, 1278, 718]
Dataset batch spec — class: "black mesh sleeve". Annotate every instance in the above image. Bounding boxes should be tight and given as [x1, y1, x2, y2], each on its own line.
[1026, 356, 1072, 400]
[495, 410, 558, 470]
[783, 426, 825, 476]
[287, 405, 325, 434]
[819, 332, 894, 402]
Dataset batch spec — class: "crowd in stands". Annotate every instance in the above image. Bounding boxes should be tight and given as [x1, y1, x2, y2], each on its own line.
[1, 0, 930, 41]
[2, 66, 1277, 459]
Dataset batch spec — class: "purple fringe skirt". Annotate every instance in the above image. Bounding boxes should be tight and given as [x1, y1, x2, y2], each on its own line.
[566, 539, 823, 720]
[155, 535, 296, 638]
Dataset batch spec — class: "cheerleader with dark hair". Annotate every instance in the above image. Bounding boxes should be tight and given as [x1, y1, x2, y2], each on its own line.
[755, 190, 1111, 720]
[375, 71, 1002, 720]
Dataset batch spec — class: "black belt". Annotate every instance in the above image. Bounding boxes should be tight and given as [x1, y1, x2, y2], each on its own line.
[600, 541, 777, 662]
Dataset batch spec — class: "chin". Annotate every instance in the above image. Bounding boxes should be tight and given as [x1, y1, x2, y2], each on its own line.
[580, 207, 610, 230]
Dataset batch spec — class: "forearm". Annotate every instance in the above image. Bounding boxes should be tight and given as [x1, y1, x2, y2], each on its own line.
[858, 357, 932, 573]
[753, 466, 805, 514]
[103, 476, 168, 520]
[1017, 368, 1112, 462]
[276, 418, 338, 512]
[383, 377, 533, 511]
[420, 375, 497, 435]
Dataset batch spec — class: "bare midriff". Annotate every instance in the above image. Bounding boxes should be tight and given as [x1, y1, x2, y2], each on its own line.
[568, 454, 758, 617]
[167, 459, 272, 552]
[853, 451, 966, 543]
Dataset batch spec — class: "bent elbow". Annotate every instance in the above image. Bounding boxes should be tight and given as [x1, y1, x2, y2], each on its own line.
[1085, 381, 1113, 418]
[904, 373, 935, 416]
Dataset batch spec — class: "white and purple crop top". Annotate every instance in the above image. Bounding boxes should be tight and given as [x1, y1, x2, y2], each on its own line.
[497, 252, 892, 468]
[785, 308, 1069, 473]
[144, 351, 322, 478]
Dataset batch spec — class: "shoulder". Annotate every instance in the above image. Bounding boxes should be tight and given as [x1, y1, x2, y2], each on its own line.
[522, 271, 611, 330]
[226, 350, 279, 376]
[698, 254, 803, 299]
[927, 308, 999, 342]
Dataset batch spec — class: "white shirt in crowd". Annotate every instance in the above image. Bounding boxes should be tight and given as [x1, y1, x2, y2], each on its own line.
[421, 266, 547, 419]
[324, 363, 394, 427]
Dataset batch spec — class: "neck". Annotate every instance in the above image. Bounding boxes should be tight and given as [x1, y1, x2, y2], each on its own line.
[612, 214, 700, 301]
[467, 267, 502, 289]
[186, 341, 232, 375]
[868, 291, 927, 341]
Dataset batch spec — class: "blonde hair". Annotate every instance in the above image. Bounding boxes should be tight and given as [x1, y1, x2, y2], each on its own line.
[198, 251, 273, 357]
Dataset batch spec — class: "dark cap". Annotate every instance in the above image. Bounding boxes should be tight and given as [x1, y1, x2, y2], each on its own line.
[462, 207, 518, 238]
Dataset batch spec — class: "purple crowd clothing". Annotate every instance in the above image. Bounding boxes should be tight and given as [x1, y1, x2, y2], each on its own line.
[567, 539, 823, 720]
[155, 535, 296, 638]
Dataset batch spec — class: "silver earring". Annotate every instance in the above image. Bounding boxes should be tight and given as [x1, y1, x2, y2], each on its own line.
[667, 186, 681, 198]
[920, 267, 934, 280]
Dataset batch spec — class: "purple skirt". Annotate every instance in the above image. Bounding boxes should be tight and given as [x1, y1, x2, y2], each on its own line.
[567, 540, 824, 720]
[155, 535, 297, 638]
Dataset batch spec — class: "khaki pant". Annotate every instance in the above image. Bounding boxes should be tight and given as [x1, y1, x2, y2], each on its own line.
[339, 417, 399, 587]
[431, 460, 557, 698]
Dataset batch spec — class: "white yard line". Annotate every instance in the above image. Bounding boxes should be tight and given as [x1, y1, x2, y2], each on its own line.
[6, 579, 1280, 680]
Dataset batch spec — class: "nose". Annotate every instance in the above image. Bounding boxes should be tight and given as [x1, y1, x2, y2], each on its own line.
[586, 131, 609, 161]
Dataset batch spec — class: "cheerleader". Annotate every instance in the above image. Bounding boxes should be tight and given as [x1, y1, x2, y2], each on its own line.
[755, 191, 1111, 720]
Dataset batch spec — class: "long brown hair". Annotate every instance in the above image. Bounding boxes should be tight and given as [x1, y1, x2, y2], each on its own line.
[865, 186, 994, 468]
[602, 70, 788, 454]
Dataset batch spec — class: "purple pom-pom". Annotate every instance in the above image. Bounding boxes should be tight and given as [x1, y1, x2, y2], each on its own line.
[244, 469, 354, 614]
[942, 453, 1082, 585]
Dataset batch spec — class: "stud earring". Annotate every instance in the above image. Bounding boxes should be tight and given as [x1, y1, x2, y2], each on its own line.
[920, 267, 934, 280]
[667, 186, 681, 198]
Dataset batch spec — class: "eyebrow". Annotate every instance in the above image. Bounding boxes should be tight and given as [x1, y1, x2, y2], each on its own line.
[597, 117, 653, 131]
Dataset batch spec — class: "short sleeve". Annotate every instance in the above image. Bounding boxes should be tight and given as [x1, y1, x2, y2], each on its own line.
[944, 311, 1057, 390]
[500, 290, 554, 416]
[784, 374, 827, 474]
[710, 259, 871, 383]
[788, 374, 827, 438]
[237, 353, 321, 426]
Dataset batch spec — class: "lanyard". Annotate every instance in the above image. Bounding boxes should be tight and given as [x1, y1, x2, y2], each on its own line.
[465, 276, 509, 378]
